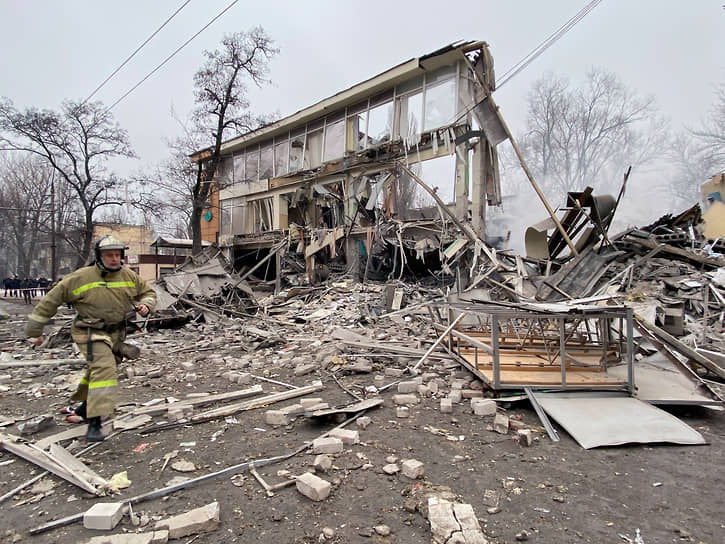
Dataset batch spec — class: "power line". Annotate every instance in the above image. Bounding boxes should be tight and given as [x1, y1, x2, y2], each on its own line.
[84, 0, 194, 104]
[441, 0, 604, 130]
[106, 0, 241, 113]
[497, 0, 604, 88]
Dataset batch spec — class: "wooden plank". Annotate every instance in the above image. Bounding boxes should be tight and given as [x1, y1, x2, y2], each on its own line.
[129, 385, 264, 416]
[36, 421, 113, 450]
[474, 368, 625, 386]
[635, 316, 725, 379]
[49, 443, 108, 489]
[0, 432, 100, 495]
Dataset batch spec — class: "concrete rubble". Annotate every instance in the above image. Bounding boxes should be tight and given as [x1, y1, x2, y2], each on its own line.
[0, 181, 724, 543]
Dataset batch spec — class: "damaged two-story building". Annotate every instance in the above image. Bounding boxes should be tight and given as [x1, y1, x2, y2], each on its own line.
[192, 40, 508, 284]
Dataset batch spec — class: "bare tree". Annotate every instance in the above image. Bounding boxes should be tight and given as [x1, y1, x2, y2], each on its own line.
[518, 69, 668, 197]
[0, 154, 52, 276]
[0, 99, 135, 267]
[189, 27, 278, 252]
[689, 83, 725, 174]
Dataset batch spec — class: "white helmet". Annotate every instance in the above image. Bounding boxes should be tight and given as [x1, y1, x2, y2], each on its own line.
[94, 235, 126, 273]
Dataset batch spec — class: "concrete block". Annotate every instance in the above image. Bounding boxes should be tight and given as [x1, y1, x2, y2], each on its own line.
[440, 398, 453, 413]
[356, 416, 372, 429]
[401, 459, 425, 479]
[86, 532, 169, 544]
[264, 410, 289, 426]
[234, 372, 252, 385]
[392, 394, 419, 405]
[417, 385, 431, 397]
[296, 472, 331, 501]
[311, 436, 344, 454]
[313, 454, 332, 472]
[280, 403, 305, 416]
[517, 429, 533, 447]
[294, 363, 317, 376]
[382, 463, 400, 475]
[328, 428, 359, 445]
[397, 380, 420, 394]
[493, 413, 510, 434]
[155, 501, 220, 539]
[167, 407, 185, 423]
[299, 397, 324, 409]
[509, 419, 526, 431]
[471, 398, 497, 416]
[461, 389, 483, 399]
[84, 501, 125, 530]
[448, 390, 462, 404]
[384, 368, 405, 377]
[396, 406, 410, 418]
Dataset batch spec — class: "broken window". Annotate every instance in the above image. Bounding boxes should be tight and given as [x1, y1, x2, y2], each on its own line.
[323, 118, 345, 162]
[221, 197, 245, 235]
[347, 101, 368, 150]
[217, 156, 234, 187]
[232, 198, 247, 234]
[233, 152, 245, 185]
[424, 78, 456, 131]
[398, 91, 423, 142]
[251, 197, 273, 232]
[259, 143, 274, 179]
[244, 147, 259, 182]
[368, 92, 393, 146]
[395, 155, 455, 220]
[289, 131, 305, 172]
[274, 139, 289, 176]
[304, 128, 323, 169]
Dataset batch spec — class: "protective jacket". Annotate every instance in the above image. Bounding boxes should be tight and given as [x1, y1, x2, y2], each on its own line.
[25, 264, 156, 419]
[25, 264, 157, 337]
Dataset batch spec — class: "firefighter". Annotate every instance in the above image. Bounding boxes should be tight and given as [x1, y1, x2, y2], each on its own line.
[24, 235, 157, 441]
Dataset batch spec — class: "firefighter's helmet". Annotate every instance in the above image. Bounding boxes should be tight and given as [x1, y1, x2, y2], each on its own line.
[94, 235, 126, 273]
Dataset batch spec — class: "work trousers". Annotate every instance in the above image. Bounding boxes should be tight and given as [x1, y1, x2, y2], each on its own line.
[70, 328, 124, 418]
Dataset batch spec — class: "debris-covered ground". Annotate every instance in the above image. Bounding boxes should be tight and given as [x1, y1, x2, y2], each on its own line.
[1, 269, 724, 544]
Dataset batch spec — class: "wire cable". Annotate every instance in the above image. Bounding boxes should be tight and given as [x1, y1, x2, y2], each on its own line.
[497, 0, 604, 89]
[106, 0, 241, 112]
[84, 0, 193, 104]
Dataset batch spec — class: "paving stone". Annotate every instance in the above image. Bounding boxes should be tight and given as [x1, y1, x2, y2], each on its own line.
[155, 501, 220, 539]
[83, 502, 125, 530]
[296, 472, 331, 501]
[311, 436, 344, 454]
[471, 398, 497, 416]
[328, 428, 359, 445]
[401, 459, 425, 479]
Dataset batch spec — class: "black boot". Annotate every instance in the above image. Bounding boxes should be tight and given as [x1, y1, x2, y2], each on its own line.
[85, 417, 105, 442]
[74, 401, 87, 421]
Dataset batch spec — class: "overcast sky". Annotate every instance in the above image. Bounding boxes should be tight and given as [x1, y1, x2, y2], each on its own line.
[1, 1, 724, 228]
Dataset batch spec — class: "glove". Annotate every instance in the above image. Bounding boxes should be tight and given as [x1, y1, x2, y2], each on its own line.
[24, 318, 45, 338]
